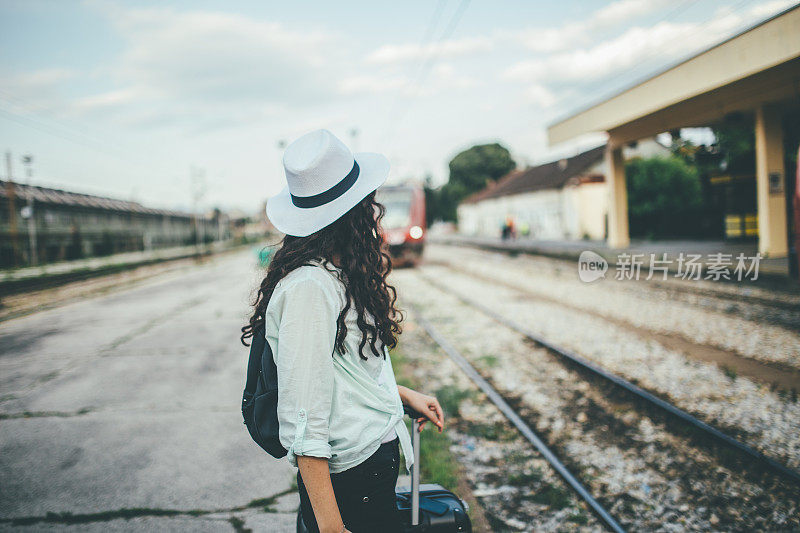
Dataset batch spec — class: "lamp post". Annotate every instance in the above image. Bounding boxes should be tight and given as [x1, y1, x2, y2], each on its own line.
[21, 154, 37, 266]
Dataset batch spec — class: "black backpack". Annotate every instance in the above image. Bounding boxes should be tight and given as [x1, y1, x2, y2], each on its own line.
[241, 325, 287, 458]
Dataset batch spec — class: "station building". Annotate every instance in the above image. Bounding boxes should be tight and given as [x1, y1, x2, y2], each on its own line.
[546, 5, 800, 270]
[458, 140, 667, 240]
[0, 180, 226, 268]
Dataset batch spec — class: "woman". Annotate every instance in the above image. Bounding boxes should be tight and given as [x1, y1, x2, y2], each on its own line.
[241, 129, 444, 533]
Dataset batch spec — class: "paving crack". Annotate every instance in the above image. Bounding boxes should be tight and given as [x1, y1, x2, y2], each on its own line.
[0, 407, 94, 420]
[100, 294, 207, 354]
[1, 489, 296, 527]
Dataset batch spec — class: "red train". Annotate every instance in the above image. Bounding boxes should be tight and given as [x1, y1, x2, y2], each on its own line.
[376, 184, 426, 267]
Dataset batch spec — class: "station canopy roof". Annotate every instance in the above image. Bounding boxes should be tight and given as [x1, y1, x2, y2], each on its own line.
[547, 5, 800, 147]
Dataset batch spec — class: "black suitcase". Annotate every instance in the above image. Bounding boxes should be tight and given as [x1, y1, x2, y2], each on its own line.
[297, 416, 472, 532]
[395, 416, 471, 532]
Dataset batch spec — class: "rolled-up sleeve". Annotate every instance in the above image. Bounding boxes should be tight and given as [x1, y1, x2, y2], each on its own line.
[273, 276, 339, 465]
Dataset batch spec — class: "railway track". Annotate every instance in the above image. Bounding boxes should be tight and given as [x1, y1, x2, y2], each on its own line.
[417, 269, 800, 485]
[396, 267, 800, 530]
[412, 309, 626, 532]
[426, 257, 800, 393]
[433, 238, 800, 328]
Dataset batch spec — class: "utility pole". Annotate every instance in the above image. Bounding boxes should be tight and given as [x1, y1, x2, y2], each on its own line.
[21, 154, 37, 266]
[215, 206, 225, 242]
[190, 166, 207, 254]
[5, 152, 20, 267]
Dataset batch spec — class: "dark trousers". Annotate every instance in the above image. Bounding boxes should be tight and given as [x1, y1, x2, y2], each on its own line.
[298, 438, 402, 533]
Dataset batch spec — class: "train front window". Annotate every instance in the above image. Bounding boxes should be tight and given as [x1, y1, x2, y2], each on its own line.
[376, 189, 412, 229]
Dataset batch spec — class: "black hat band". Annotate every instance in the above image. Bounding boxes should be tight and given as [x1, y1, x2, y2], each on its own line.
[291, 160, 360, 209]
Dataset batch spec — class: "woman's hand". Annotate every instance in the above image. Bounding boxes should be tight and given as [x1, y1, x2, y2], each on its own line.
[398, 385, 444, 433]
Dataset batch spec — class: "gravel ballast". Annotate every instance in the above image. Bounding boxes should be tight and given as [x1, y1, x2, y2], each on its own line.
[390, 267, 800, 531]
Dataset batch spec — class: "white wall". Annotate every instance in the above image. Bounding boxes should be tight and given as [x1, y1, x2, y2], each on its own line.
[457, 139, 669, 241]
[459, 189, 570, 240]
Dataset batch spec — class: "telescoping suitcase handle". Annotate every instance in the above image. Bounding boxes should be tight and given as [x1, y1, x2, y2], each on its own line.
[403, 406, 426, 526]
[411, 417, 422, 526]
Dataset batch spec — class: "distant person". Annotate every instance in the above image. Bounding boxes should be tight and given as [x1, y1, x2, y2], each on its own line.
[502, 215, 516, 240]
[242, 129, 444, 533]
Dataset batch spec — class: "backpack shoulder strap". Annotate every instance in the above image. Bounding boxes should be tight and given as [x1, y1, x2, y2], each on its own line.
[244, 325, 266, 395]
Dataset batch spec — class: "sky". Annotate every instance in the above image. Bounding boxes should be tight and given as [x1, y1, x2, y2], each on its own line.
[0, 0, 794, 214]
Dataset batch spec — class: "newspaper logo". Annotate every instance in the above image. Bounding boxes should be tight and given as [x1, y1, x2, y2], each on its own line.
[578, 251, 607, 282]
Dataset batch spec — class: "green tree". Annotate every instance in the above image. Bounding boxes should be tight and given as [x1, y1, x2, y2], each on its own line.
[709, 109, 800, 172]
[426, 143, 515, 223]
[714, 114, 755, 175]
[626, 156, 704, 239]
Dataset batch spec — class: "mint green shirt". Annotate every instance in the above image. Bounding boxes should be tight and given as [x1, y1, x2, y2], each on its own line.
[264, 258, 414, 474]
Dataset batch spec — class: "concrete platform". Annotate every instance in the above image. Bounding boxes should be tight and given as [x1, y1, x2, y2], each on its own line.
[434, 234, 796, 282]
[0, 249, 297, 531]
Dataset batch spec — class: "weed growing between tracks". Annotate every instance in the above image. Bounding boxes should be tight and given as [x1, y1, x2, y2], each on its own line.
[397, 267, 800, 529]
[391, 318, 597, 531]
[391, 348, 462, 491]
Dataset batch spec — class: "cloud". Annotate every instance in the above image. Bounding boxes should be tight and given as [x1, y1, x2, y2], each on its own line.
[338, 63, 476, 97]
[2, 68, 74, 89]
[504, 2, 789, 86]
[506, 21, 695, 83]
[513, 0, 672, 53]
[0, 68, 75, 114]
[366, 37, 492, 65]
[746, 0, 796, 19]
[593, 0, 671, 26]
[8, 2, 352, 133]
[338, 74, 408, 95]
[431, 63, 477, 89]
[108, 6, 339, 106]
[71, 88, 141, 113]
[523, 84, 558, 108]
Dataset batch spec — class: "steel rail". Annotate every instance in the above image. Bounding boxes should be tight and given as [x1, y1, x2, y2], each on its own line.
[431, 237, 800, 313]
[411, 308, 627, 533]
[418, 272, 800, 486]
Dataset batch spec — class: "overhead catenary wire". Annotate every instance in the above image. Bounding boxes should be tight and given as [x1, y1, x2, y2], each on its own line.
[0, 89, 138, 160]
[418, 0, 448, 52]
[381, 0, 472, 146]
[0, 94, 204, 209]
[378, 0, 446, 149]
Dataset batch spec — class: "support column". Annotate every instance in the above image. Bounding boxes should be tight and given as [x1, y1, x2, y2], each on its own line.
[755, 104, 788, 257]
[605, 144, 630, 248]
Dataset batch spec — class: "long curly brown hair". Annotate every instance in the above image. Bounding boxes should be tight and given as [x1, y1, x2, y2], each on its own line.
[241, 190, 403, 359]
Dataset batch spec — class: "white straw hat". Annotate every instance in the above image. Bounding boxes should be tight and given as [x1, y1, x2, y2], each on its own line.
[266, 129, 390, 237]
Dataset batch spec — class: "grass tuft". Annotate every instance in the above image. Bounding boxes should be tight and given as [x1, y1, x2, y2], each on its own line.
[435, 385, 474, 418]
[524, 484, 571, 510]
[228, 516, 253, 533]
[721, 365, 737, 381]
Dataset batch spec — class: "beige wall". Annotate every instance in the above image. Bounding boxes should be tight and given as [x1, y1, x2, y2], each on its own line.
[755, 104, 789, 257]
[576, 182, 608, 240]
